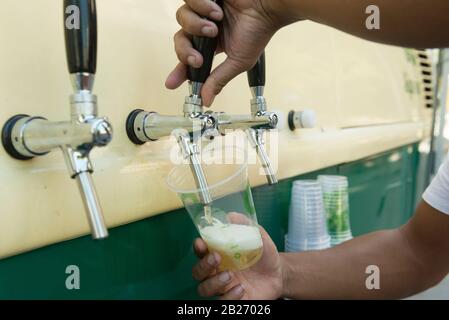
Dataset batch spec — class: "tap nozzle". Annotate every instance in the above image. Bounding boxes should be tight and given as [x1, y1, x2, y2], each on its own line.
[175, 132, 213, 205]
[63, 147, 108, 239]
[246, 52, 278, 185]
[247, 129, 278, 185]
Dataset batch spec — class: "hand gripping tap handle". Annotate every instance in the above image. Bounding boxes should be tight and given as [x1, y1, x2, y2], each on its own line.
[186, 0, 224, 86]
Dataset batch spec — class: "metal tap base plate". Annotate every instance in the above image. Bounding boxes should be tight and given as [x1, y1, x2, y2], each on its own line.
[1, 114, 34, 161]
[126, 109, 146, 145]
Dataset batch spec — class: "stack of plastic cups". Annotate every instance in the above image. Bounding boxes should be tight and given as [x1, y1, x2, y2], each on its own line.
[285, 180, 331, 252]
[318, 175, 353, 246]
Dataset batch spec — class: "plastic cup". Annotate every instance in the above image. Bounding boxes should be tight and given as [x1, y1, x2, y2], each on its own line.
[318, 175, 353, 246]
[167, 146, 263, 271]
[286, 180, 331, 252]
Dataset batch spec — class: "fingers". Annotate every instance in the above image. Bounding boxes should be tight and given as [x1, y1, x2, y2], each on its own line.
[227, 212, 252, 225]
[165, 62, 187, 89]
[193, 238, 208, 258]
[177, 5, 219, 38]
[197, 271, 234, 297]
[192, 252, 221, 281]
[183, 0, 223, 21]
[219, 285, 246, 300]
[202, 58, 249, 106]
[174, 30, 203, 68]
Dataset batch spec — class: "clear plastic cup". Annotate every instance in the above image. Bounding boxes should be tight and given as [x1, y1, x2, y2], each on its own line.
[286, 180, 331, 252]
[318, 175, 353, 246]
[167, 147, 263, 272]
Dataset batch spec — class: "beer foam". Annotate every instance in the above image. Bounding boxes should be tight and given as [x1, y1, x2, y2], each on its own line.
[200, 224, 263, 252]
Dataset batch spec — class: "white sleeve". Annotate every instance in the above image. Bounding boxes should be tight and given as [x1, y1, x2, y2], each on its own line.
[422, 154, 449, 215]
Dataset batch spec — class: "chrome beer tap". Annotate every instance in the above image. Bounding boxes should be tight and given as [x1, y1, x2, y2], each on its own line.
[245, 53, 278, 185]
[1, 0, 112, 239]
[127, 1, 278, 204]
[211, 52, 279, 184]
[126, 1, 225, 206]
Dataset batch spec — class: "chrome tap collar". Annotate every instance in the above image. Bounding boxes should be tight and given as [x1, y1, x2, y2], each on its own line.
[71, 73, 95, 92]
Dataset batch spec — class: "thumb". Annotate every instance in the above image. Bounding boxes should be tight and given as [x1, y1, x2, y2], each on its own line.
[201, 57, 250, 107]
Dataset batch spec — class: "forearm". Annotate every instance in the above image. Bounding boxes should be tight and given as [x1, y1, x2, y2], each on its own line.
[272, 0, 449, 48]
[280, 228, 433, 299]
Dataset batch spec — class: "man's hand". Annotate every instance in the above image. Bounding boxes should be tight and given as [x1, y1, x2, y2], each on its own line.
[166, 0, 289, 107]
[192, 225, 284, 300]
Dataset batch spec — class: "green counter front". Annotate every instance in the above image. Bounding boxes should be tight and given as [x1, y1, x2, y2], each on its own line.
[0, 143, 422, 299]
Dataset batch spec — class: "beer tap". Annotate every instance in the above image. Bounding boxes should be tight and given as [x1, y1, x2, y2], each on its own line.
[126, 1, 225, 205]
[246, 53, 278, 185]
[126, 1, 278, 201]
[1, 0, 112, 239]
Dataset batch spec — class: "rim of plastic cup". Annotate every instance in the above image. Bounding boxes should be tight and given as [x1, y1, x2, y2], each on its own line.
[293, 184, 322, 189]
[321, 181, 347, 184]
[293, 179, 321, 186]
[166, 147, 248, 194]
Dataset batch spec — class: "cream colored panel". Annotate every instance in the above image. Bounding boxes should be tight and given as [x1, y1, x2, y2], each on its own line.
[0, 0, 428, 258]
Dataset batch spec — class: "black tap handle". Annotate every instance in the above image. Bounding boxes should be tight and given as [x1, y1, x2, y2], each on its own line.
[247, 52, 266, 87]
[187, 0, 224, 84]
[64, 0, 97, 74]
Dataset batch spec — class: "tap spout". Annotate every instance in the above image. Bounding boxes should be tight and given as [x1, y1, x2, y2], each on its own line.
[247, 128, 278, 185]
[175, 132, 213, 205]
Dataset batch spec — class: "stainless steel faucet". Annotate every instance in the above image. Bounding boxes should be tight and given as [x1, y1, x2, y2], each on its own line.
[126, 82, 216, 206]
[1, 0, 112, 239]
[245, 53, 279, 185]
[126, 1, 278, 207]
[126, 54, 279, 195]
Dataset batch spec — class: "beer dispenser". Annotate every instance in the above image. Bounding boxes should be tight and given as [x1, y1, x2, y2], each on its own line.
[1, 0, 112, 239]
[126, 0, 278, 191]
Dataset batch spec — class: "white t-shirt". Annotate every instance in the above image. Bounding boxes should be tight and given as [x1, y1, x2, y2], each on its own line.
[423, 154, 449, 215]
